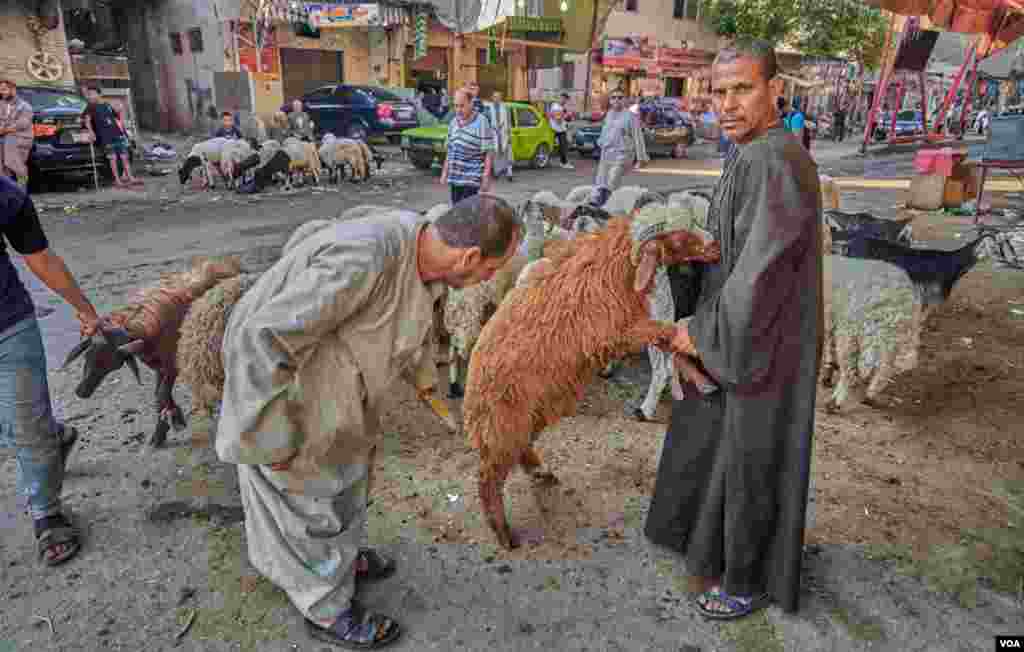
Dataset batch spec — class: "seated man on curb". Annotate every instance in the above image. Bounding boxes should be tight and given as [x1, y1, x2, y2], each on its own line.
[216, 194, 522, 649]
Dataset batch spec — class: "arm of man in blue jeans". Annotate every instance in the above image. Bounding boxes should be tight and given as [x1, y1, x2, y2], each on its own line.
[12, 192, 100, 336]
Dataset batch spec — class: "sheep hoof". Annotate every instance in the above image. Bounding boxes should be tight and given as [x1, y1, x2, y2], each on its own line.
[448, 382, 464, 399]
[150, 421, 170, 448]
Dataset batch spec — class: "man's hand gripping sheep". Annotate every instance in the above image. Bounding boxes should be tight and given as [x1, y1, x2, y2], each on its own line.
[463, 210, 721, 549]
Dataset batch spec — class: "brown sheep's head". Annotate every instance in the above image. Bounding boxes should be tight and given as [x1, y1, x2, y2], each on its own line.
[62, 322, 143, 398]
[633, 229, 721, 295]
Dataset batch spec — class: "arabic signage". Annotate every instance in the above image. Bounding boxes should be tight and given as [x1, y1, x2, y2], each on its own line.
[602, 36, 714, 77]
[307, 3, 382, 28]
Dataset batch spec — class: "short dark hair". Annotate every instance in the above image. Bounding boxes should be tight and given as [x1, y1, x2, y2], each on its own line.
[433, 194, 522, 259]
[222, 111, 233, 118]
[714, 38, 778, 81]
[86, 85, 101, 94]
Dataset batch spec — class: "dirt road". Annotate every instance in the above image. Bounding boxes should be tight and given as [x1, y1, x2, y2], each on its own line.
[2, 142, 1022, 652]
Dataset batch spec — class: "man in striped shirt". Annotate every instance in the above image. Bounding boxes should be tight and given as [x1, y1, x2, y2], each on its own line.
[441, 89, 494, 205]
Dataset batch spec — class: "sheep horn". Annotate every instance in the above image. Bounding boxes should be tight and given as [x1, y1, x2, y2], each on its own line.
[125, 355, 142, 385]
[62, 338, 91, 369]
[118, 339, 147, 356]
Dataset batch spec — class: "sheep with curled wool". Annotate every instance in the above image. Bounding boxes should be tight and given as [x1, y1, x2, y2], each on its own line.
[175, 215, 461, 441]
[282, 136, 322, 185]
[463, 209, 720, 549]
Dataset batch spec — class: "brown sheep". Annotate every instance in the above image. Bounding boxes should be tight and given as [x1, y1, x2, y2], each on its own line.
[62, 256, 242, 447]
[463, 216, 720, 549]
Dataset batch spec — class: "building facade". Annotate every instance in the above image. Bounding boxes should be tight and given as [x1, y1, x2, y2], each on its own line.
[0, 0, 75, 88]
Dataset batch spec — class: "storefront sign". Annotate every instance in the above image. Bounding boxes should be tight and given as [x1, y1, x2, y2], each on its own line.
[307, 3, 382, 28]
[602, 37, 654, 71]
[603, 38, 714, 78]
[239, 46, 280, 75]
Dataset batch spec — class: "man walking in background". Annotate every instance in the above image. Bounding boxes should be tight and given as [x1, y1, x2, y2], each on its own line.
[441, 89, 494, 205]
[489, 91, 514, 181]
[591, 88, 647, 206]
[549, 98, 574, 170]
[0, 79, 34, 188]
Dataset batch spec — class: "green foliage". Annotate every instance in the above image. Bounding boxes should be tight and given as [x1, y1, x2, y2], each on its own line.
[701, 0, 889, 69]
[701, 0, 800, 44]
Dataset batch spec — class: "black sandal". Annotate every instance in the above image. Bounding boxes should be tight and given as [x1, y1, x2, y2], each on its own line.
[355, 548, 396, 583]
[306, 600, 401, 649]
[34, 513, 81, 567]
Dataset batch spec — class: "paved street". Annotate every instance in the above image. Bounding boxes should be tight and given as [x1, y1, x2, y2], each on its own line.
[2, 136, 1022, 652]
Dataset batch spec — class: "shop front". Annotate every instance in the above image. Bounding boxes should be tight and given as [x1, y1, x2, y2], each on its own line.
[598, 36, 714, 99]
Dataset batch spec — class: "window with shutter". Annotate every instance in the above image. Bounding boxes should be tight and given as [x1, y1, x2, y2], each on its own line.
[673, 0, 685, 18]
[625, 0, 638, 11]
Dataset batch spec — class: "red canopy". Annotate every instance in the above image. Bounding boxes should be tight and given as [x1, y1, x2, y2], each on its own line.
[865, 0, 1024, 58]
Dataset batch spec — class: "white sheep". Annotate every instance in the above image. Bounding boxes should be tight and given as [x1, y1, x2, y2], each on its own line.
[219, 139, 256, 188]
[565, 185, 595, 204]
[603, 185, 651, 215]
[319, 133, 373, 183]
[821, 253, 923, 411]
[179, 137, 232, 189]
[282, 136, 322, 186]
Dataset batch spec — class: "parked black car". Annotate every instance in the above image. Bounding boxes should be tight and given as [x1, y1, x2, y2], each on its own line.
[20, 85, 135, 191]
[289, 85, 419, 142]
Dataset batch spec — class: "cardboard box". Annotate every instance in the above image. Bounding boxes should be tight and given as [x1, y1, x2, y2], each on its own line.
[943, 179, 966, 208]
[908, 173, 945, 210]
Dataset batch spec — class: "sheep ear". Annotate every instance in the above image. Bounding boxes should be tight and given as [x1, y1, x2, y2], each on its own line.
[62, 339, 91, 369]
[633, 249, 659, 294]
[125, 356, 142, 384]
[118, 339, 146, 355]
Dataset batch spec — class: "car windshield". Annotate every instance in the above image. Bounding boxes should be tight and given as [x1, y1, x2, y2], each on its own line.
[20, 88, 86, 113]
[356, 87, 404, 102]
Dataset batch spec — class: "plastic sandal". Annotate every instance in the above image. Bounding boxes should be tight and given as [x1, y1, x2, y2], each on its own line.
[693, 589, 769, 621]
[306, 601, 401, 650]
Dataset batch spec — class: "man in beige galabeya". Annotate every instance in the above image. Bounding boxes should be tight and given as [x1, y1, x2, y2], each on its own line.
[216, 195, 521, 649]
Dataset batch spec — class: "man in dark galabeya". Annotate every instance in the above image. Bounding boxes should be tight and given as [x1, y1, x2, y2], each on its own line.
[654, 39, 824, 620]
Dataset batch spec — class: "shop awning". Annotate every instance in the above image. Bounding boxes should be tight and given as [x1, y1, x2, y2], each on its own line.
[778, 73, 829, 88]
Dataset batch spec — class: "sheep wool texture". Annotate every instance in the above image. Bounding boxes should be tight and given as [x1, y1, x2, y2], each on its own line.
[645, 126, 823, 614]
[821, 254, 922, 411]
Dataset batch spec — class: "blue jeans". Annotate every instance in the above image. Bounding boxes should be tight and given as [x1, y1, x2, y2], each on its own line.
[450, 184, 479, 206]
[0, 316, 65, 520]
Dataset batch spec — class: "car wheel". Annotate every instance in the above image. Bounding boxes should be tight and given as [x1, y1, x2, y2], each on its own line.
[409, 153, 433, 170]
[532, 143, 550, 169]
[347, 123, 369, 141]
[388, 135, 401, 145]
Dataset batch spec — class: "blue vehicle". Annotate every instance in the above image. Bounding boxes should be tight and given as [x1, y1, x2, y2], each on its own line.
[21, 85, 133, 191]
[292, 84, 419, 143]
[894, 110, 924, 137]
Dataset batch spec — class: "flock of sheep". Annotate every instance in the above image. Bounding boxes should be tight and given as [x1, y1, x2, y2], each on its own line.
[177, 133, 380, 193]
[60, 184, 1010, 548]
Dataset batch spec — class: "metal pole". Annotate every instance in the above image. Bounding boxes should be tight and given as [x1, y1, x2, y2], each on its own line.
[861, 11, 897, 153]
[958, 57, 979, 139]
[888, 74, 905, 143]
[932, 40, 976, 138]
[89, 142, 100, 192]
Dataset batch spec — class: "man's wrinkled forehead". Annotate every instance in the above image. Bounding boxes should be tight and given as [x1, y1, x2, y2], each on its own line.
[711, 58, 769, 90]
